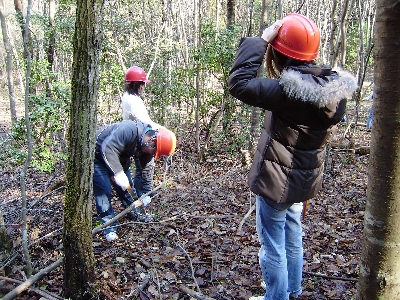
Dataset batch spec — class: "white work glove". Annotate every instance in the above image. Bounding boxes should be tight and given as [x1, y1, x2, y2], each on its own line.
[141, 195, 152, 207]
[114, 171, 130, 191]
[261, 20, 283, 43]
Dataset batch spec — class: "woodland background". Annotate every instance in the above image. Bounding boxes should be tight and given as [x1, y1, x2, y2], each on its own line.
[0, 0, 377, 299]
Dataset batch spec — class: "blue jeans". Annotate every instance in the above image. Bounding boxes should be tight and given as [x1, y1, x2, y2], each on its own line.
[133, 157, 154, 197]
[256, 196, 303, 300]
[93, 159, 136, 234]
[367, 104, 374, 130]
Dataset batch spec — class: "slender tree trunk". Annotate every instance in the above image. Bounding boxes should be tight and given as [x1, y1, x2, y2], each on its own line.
[329, 0, 338, 66]
[277, 0, 282, 18]
[0, 209, 10, 253]
[338, 0, 350, 68]
[14, 0, 33, 59]
[62, 0, 105, 298]
[20, 0, 33, 278]
[249, 0, 269, 157]
[177, 0, 189, 65]
[47, 0, 55, 68]
[356, 0, 400, 298]
[194, 0, 201, 157]
[0, 0, 17, 123]
[227, 0, 235, 28]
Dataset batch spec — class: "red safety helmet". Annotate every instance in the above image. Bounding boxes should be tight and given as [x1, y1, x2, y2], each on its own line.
[124, 66, 150, 83]
[270, 13, 320, 61]
[155, 128, 176, 159]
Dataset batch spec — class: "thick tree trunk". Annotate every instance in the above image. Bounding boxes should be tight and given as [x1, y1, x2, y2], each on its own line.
[356, 0, 400, 298]
[62, 0, 105, 298]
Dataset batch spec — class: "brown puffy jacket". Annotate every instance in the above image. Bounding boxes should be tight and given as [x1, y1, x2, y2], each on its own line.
[228, 37, 357, 203]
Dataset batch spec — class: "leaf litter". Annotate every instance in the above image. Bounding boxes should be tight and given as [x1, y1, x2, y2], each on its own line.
[0, 121, 370, 299]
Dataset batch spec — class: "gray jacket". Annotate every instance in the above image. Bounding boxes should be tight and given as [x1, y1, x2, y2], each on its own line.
[95, 120, 154, 193]
[229, 37, 357, 203]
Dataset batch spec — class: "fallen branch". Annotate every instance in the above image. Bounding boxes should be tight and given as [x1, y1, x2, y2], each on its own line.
[303, 271, 358, 282]
[179, 285, 216, 300]
[0, 275, 63, 299]
[177, 243, 200, 292]
[237, 203, 255, 233]
[124, 276, 150, 299]
[1, 257, 63, 300]
[330, 146, 370, 155]
[1, 155, 177, 298]
[92, 183, 164, 235]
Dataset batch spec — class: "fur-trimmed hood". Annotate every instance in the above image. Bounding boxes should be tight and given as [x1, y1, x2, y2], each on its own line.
[279, 65, 358, 108]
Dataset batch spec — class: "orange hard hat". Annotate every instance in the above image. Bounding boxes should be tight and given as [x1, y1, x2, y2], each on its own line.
[270, 13, 320, 61]
[124, 66, 150, 83]
[155, 128, 176, 159]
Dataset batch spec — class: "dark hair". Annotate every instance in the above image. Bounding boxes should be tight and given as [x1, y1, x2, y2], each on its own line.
[266, 45, 310, 78]
[125, 81, 145, 96]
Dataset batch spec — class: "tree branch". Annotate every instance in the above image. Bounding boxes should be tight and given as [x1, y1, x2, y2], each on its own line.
[0, 275, 63, 300]
[1, 257, 63, 300]
[178, 284, 216, 300]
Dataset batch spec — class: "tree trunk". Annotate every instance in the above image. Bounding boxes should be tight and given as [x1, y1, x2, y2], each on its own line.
[227, 0, 235, 28]
[0, 209, 10, 253]
[194, 0, 201, 158]
[328, 0, 338, 66]
[356, 0, 400, 298]
[249, 0, 269, 157]
[338, 0, 350, 68]
[14, 0, 33, 59]
[62, 0, 105, 298]
[47, 0, 55, 69]
[0, 0, 17, 123]
[20, 0, 33, 279]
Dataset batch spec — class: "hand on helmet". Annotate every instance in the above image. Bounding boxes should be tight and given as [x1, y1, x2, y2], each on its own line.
[261, 20, 283, 43]
[114, 171, 130, 191]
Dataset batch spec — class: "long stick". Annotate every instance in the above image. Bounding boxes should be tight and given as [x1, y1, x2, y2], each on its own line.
[1, 258, 63, 300]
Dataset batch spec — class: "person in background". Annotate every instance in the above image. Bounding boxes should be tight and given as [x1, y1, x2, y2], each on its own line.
[364, 91, 374, 130]
[94, 120, 176, 242]
[228, 13, 357, 300]
[122, 66, 163, 129]
[121, 66, 166, 214]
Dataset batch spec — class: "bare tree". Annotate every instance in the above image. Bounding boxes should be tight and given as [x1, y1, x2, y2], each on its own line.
[194, 0, 202, 158]
[62, 0, 106, 298]
[227, 0, 235, 28]
[248, 0, 270, 157]
[14, 0, 33, 59]
[356, 0, 400, 298]
[46, 0, 55, 69]
[20, 0, 33, 278]
[0, 0, 17, 123]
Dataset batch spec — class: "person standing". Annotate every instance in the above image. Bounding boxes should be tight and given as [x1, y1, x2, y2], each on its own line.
[94, 120, 176, 242]
[120, 66, 166, 211]
[121, 66, 163, 129]
[228, 14, 357, 299]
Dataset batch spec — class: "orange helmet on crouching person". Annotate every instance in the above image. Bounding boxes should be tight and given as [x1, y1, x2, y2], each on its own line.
[124, 66, 150, 83]
[155, 128, 176, 159]
[270, 13, 320, 61]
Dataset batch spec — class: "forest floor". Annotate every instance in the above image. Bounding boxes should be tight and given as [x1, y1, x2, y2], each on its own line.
[0, 100, 372, 300]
